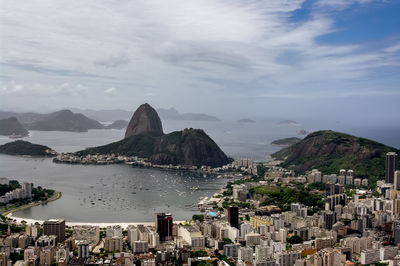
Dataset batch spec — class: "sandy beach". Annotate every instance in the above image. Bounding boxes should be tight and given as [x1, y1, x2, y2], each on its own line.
[6, 213, 186, 228]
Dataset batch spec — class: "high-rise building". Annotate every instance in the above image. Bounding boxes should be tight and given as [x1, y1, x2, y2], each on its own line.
[395, 171, 400, 190]
[223, 244, 240, 258]
[228, 206, 239, 229]
[393, 221, 400, 245]
[155, 213, 173, 242]
[323, 211, 336, 230]
[77, 240, 89, 258]
[238, 246, 253, 263]
[22, 182, 32, 198]
[385, 152, 398, 184]
[43, 219, 65, 243]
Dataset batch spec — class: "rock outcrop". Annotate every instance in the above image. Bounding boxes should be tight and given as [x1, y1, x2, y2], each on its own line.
[0, 117, 29, 136]
[125, 103, 163, 138]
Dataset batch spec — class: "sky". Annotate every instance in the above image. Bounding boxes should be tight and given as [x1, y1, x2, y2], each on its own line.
[1, 0, 399, 123]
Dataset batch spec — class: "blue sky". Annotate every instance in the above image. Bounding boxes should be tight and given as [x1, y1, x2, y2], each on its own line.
[0, 0, 399, 124]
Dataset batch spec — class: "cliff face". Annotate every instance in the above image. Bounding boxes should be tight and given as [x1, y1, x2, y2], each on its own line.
[272, 130, 399, 178]
[0, 117, 29, 136]
[125, 103, 163, 138]
[27, 109, 104, 132]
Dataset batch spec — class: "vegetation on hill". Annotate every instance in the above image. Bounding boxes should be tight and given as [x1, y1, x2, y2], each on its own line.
[77, 128, 230, 167]
[249, 185, 324, 213]
[271, 130, 399, 178]
[0, 140, 56, 156]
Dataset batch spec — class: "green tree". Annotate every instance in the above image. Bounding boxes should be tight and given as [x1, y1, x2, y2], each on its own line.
[287, 235, 303, 244]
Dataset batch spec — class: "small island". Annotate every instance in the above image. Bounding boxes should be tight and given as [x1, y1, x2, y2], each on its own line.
[0, 140, 57, 156]
[271, 137, 301, 147]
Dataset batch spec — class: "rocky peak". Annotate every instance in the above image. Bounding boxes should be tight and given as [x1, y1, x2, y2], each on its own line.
[125, 103, 163, 138]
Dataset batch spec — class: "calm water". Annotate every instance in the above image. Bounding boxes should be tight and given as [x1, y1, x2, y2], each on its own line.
[0, 119, 399, 222]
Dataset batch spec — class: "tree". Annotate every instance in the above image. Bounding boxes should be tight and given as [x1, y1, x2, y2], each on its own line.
[192, 214, 204, 222]
[287, 235, 303, 244]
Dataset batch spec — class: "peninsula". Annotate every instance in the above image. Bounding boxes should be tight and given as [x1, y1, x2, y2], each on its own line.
[0, 140, 57, 156]
[272, 130, 400, 178]
[57, 103, 230, 167]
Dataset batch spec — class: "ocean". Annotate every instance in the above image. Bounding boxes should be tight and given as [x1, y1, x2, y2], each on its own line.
[0, 118, 398, 222]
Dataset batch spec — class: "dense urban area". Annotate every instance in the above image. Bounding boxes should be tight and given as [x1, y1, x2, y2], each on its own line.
[0, 152, 399, 266]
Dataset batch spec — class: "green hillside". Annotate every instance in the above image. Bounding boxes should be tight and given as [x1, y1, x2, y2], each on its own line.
[271, 130, 399, 178]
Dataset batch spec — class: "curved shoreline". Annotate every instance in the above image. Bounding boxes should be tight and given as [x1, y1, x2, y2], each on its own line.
[6, 214, 186, 229]
[1, 191, 62, 217]
[4, 190, 189, 228]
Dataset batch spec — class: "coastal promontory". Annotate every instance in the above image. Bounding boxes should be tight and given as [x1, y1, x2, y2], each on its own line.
[0, 140, 57, 156]
[272, 130, 399, 178]
[77, 103, 229, 167]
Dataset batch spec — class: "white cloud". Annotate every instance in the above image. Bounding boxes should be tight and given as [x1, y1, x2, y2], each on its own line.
[104, 87, 117, 95]
[0, 81, 88, 97]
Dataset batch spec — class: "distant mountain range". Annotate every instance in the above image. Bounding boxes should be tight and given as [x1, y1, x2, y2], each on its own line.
[0, 107, 220, 133]
[157, 107, 220, 122]
[69, 107, 220, 122]
[0, 109, 104, 132]
[0, 117, 29, 136]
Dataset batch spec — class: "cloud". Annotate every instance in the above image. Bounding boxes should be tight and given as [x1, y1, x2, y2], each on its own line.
[94, 53, 130, 68]
[1, 81, 88, 97]
[104, 87, 117, 95]
[0, 0, 399, 115]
